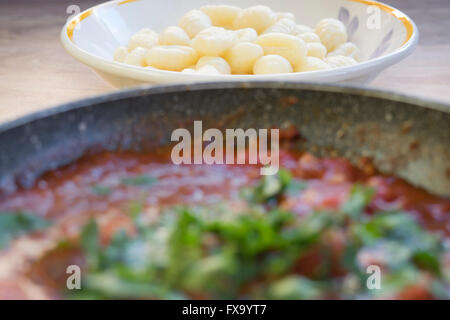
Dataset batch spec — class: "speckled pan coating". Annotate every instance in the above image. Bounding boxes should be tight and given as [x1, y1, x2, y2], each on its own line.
[0, 82, 448, 196]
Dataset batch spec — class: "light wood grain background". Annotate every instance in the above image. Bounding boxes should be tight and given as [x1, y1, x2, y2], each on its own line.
[0, 0, 449, 124]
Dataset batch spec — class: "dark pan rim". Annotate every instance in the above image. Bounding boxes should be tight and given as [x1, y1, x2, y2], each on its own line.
[1, 81, 449, 134]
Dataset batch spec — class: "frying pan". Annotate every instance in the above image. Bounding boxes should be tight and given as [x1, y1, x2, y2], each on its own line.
[0, 82, 448, 197]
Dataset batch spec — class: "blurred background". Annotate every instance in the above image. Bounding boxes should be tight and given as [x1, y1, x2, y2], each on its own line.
[0, 0, 449, 123]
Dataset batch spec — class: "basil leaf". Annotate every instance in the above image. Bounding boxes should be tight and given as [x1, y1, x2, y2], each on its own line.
[341, 184, 375, 218]
[252, 169, 292, 203]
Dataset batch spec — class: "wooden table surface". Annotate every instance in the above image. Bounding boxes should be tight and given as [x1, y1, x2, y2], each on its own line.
[0, 0, 449, 124]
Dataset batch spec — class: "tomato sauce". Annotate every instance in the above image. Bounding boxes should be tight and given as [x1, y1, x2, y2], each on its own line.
[0, 148, 448, 299]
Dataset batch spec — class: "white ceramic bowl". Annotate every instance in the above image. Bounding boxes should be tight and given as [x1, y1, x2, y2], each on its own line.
[61, 0, 418, 88]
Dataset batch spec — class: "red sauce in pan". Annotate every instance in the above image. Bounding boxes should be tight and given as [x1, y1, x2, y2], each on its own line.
[0, 148, 448, 299]
[1, 150, 448, 235]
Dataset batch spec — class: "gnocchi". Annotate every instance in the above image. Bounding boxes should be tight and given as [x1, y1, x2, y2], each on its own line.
[256, 33, 307, 69]
[146, 45, 198, 71]
[225, 42, 264, 74]
[113, 46, 128, 63]
[179, 10, 212, 38]
[232, 5, 275, 34]
[192, 27, 237, 56]
[128, 32, 158, 51]
[315, 18, 348, 51]
[292, 24, 313, 36]
[263, 18, 296, 35]
[200, 5, 242, 29]
[328, 42, 360, 60]
[296, 56, 329, 72]
[253, 54, 293, 74]
[325, 55, 357, 68]
[297, 32, 321, 43]
[196, 56, 231, 74]
[159, 26, 191, 46]
[234, 28, 258, 42]
[114, 4, 362, 75]
[197, 65, 222, 74]
[307, 42, 327, 59]
[124, 47, 148, 66]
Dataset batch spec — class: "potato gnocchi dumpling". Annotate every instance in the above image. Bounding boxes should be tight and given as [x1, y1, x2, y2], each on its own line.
[113, 46, 128, 63]
[145, 45, 198, 71]
[196, 56, 231, 74]
[325, 55, 357, 68]
[113, 5, 362, 74]
[179, 10, 212, 38]
[256, 33, 307, 69]
[307, 42, 327, 59]
[159, 26, 191, 46]
[124, 47, 148, 66]
[253, 54, 293, 74]
[328, 42, 360, 61]
[292, 24, 313, 35]
[200, 5, 242, 29]
[192, 27, 237, 56]
[263, 18, 296, 35]
[197, 64, 222, 74]
[296, 56, 330, 72]
[225, 42, 264, 74]
[232, 5, 275, 34]
[234, 28, 258, 42]
[315, 18, 348, 51]
[298, 32, 321, 43]
[128, 32, 158, 51]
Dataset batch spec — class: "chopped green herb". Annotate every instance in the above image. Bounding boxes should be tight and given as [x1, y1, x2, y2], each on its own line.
[122, 175, 157, 186]
[0, 211, 51, 248]
[340, 184, 375, 218]
[285, 179, 308, 196]
[81, 219, 100, 271]
[91, 185, 112, 196]
[72, 176, 449, 299]
[250, 169, 293, 203]
[127, 200, 144, 219]
[76, 204, 333, 299]
[413, 250, 441, 275]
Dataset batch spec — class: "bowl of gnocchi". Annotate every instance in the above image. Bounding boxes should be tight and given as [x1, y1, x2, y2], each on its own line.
[61, 0, 418, 88]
